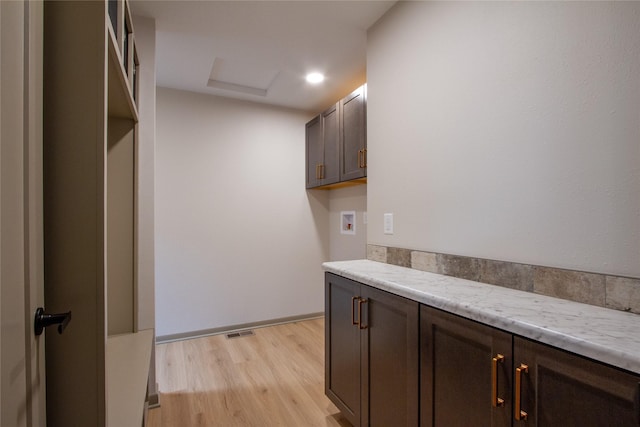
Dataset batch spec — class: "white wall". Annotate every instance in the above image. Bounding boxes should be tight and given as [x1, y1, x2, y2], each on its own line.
[132, 14, 157, 399]
[367, 1, 640, 278]
[329, 185, 367, 261]
[133, 15, 155, 336]
[155, 88, 329, 337]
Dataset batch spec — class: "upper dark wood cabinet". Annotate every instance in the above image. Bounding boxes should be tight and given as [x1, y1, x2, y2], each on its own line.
[306, 103, 340, 188]
[325, 273, 419, 427]
[321, 103, 340, 186]
[306, 84, 367, 189]
[305, 115, 323, 188]
[340, 85, 367, 182]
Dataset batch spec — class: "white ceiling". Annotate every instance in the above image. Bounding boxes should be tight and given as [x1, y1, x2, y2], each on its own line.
[129, 1, 396, 113]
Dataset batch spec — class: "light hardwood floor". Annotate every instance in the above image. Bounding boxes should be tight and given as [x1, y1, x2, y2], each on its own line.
[147, 317, 351, 427]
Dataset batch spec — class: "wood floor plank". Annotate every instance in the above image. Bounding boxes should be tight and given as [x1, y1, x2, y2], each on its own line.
[147, 318, 351, 427]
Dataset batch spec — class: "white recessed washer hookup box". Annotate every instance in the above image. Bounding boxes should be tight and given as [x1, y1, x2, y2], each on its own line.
[340, 211, 356, 235]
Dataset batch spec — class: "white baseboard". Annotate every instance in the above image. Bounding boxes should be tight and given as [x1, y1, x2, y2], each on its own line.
[155, 312, 324, 344]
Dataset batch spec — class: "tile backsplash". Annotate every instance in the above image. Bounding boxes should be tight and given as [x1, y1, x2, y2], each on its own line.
[367, 244, 640, 315]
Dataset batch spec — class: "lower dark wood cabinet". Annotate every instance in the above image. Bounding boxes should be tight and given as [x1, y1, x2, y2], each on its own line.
[325, 273, 361, 425]
[421, 306, 512, 427]
[325, 273, 419, 426]
[421, 306, 640, 427]
[326, 273, 640, 426]
[513, 337, 640, 427]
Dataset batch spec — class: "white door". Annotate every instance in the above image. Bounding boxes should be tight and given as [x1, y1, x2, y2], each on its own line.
[0, 1, 46, 426]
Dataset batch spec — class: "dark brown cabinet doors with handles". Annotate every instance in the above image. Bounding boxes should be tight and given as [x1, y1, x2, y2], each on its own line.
[421, 306, 640, 427]
[325, 273, 419, 427]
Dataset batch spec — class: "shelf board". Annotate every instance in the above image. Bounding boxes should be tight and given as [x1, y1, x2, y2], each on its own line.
[107, 25, 138, 121]
[309, 177, 367, 190]
[106, 329, 153, 427]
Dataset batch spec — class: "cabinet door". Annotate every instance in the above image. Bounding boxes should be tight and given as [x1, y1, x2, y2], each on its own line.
[340, 85, 366, 182]
[421, 306, 512, 427]
[362, 285, 419, 427]
[513, 337, 640, 427]
[325, 273, 361, 426]
[305, 115, 322, 188]
[321, 103, 340, 186]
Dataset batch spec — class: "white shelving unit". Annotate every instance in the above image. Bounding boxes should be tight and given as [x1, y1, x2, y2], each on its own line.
[107, 329, 154, 427]
[43, 0, 151, 425]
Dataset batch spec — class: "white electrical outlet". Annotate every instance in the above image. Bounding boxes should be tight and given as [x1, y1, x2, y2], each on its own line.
[384, 213, 394, 234]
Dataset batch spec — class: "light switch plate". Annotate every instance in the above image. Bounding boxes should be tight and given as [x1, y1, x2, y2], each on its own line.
[384, 213, 393, 234]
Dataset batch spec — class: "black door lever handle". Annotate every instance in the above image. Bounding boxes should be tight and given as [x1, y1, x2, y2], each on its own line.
[34, 307, 72, 336]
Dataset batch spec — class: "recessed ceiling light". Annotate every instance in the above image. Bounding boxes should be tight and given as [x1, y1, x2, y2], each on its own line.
[306, 72, 325, 84]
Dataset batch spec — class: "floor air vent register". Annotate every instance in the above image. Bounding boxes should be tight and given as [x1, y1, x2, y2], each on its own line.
[225, 330, 255, 339]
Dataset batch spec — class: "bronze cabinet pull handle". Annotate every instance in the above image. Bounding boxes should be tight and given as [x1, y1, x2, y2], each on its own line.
[351, 296, 359, 326]
[492, 354, 505, 407]
[515, 363, 529, 421]
[358, 149, 367, 168]
[316, 164, 325, 179]
[358, 298, 368, 329]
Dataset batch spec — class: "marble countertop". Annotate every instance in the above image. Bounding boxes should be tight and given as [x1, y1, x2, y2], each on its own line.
[323, 259, 640, 375]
